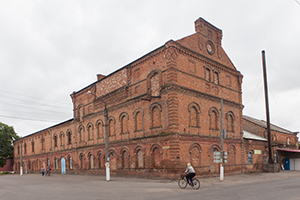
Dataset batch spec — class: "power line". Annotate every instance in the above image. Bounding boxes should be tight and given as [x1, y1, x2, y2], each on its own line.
[0, 101, 71, 115]
[296, 0, 300, 5]
[0, 89, 70, 106]
[0, 95, 70, 111]
[0, 114, 60, 123]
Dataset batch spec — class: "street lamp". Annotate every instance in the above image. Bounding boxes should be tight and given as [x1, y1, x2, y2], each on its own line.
[88, 91, 110, 181]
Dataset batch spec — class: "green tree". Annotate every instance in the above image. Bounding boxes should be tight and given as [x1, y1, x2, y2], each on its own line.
[0, 122, 19, 167]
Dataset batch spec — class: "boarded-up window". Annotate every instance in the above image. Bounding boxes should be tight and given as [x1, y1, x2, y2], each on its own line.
[152, 107, 160, 128]
[109, 119, 114, 136]
[190, 107, 198, 127]
[227, 146, 236, 164]
[122, 151, 129, 169]
[137, 150, 144, 168]
[190, 146, 201, 167]
[121, 116, 128, 134]
[136, 112, 142, 131]
[89, 154, 94, 169]
[110, 153, 117, 171]
[97, 122, 103, 138]
[150, 74, 160, 97]
[210, 111, 217, 130]
[227, 114, 234, 132]
[153, 148, 161, 168]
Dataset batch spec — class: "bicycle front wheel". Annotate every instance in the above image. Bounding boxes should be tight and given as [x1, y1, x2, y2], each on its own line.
[178, 179, 187, 189]
[192, 178, 200, 190]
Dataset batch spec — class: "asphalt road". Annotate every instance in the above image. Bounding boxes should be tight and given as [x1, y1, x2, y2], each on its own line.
[1, 171, 300, 200]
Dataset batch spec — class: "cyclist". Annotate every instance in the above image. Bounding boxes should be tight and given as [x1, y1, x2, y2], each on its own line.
[184, 163, 196, 185]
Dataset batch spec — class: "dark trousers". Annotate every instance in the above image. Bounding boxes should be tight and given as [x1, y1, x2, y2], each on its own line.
[186, 173, 196, 183]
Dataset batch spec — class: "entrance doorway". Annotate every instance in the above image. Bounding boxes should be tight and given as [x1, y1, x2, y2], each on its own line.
[61, 158, 66, 174]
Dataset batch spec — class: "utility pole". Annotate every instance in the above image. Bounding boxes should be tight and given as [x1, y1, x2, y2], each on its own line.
[88, 91, 110, 181]
[220, 99, 224, 181]
[103, 104, 110, 181]
[20, 136, 23, 176]
[261, 50, 273, 164]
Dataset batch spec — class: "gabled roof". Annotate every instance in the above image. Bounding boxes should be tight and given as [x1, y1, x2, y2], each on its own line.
[243, 130, 267, 141]
[243, 115, 296, 135]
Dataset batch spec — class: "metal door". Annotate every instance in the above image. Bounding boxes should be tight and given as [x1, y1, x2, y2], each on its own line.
[284, 158, 290, 170]
[61, 158, 66, 174]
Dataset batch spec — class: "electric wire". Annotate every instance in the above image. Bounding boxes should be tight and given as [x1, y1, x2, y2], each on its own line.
[0, 89, 70, 106]
[0, 114, 60, 122]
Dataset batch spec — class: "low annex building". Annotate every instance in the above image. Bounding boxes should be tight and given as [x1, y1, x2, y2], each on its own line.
[13, 17, 298, 178]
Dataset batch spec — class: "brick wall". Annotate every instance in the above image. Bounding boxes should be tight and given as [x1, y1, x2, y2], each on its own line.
[13, 17, 247, 178]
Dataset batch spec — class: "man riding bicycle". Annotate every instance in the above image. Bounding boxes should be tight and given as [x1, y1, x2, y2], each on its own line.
[184, 163, 196, 185]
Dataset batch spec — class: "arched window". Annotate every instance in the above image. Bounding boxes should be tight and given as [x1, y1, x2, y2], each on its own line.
[17, 145, 20, 155]
[248, 151, 253, 164]
[205, 67, 211, 81]
[68, 156, 73, 169]
[150, 104, 162, 129]
[120, 113, 129, 134]
[226, 112, 235, 133]
[108, 118, 115, 136]
[41, 138, 45, 150]
[89, 153, 94, 169]
[137, 149, 144, 168]
[78, 126, 84, 142]
[287, 137, 291, 145]
[53, 135, 58, 147]
[213, 71, 219, 84]
[24, 143, 27, 154]
[120, 149, 130, 169]
[147, 69, 162, 97]
[209, 108, 218, 130]
[188, 103, 201, 128]
[96, 120, 103, 138]
[55, 158, 59, 169]
[97, 151, 105, 169]
[133, 109, 143, 132]
[67, 130, 72, 145]
[31, 141, 34, 152]
[87, 123, 93, 140]
[227, 145, 236, 164]
[80, 154, 85, 169]
[190, 144, 201, 167]
[59, 132, 64, 146]
[151, 147, 162, 168]
[78, 105, 84, 121]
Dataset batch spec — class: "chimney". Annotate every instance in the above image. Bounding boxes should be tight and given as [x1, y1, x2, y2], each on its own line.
[97, 74, 106, 81]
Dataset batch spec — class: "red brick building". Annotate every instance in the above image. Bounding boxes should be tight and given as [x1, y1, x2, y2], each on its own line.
[243, 115, 298, 172]
[13, 17, 298, 178]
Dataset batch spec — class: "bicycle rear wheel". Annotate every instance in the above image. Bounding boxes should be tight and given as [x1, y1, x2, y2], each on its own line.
[178, 179, 187, 189]
[192, 178, 200, 190]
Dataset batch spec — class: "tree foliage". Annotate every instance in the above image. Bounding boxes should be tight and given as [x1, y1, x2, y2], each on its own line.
[0, 122, 19, 168]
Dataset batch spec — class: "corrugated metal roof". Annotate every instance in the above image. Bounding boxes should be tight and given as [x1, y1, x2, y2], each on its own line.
[243, 130, 267, 141]
[277, 148, 300, 153]
[243, 115, 295, 135]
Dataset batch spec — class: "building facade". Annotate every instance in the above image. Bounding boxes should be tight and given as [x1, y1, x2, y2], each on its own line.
[13, 17, 298, 178]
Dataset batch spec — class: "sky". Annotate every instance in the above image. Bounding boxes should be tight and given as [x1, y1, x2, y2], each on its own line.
[0, 0, 299, 137]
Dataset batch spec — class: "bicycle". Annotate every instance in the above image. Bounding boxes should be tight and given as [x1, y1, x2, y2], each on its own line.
[178, 174, 200, 190]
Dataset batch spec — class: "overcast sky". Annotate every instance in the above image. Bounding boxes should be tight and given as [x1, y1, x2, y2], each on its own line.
[0, 0, 299, 137]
